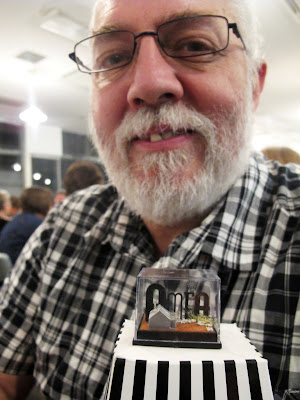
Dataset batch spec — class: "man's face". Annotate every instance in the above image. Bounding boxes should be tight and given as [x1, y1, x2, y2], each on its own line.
[90, 0, 261, 225]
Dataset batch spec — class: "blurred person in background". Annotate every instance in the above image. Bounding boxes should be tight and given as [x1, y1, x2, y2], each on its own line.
[9, 196, 22, 217]
[0, 186, 53, 264]
[54, 189, 67, 205]
[63, 160, 105, 196]
[262, 146, 300, 165]
[0, 190, 11, 233]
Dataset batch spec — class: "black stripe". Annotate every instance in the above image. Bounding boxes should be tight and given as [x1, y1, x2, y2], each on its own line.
[180, 361, 191, 400]
[156, 361, 169, 400]
[109, 358, 125, 400]
[132, 360, 147, 400]
[202, 361, 215, 400]
[246, 359, 263, 400]
[224, 360, 239, 400]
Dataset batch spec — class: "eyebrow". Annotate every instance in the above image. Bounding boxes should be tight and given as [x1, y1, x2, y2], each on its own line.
[92, 24, 120, 36]
[161, 10, 218, 23]
[91, 10, 221, 36]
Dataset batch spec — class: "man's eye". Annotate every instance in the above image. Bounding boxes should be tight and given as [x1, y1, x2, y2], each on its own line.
[185, 41, 212, 53]
[176, 38, 216, 55]
[94, 50, 132, 70]
[163, 35, 216, 57]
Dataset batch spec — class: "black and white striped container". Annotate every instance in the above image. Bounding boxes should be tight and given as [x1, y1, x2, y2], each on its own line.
[105, 320, 273, 400]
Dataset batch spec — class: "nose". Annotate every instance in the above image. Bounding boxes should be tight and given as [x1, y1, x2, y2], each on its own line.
[127, 36, 184, 109]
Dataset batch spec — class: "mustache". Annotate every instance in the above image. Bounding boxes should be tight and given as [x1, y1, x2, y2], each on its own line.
[115, 102, 218, 154]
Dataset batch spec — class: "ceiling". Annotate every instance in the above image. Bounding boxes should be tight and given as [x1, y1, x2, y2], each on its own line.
[0, 0, 299, 150]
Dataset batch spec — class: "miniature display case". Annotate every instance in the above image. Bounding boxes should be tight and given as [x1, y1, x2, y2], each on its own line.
[133, 268, 221, 348]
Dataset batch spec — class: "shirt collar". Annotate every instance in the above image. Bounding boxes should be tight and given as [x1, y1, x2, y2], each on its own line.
[81, 187, 156, 261]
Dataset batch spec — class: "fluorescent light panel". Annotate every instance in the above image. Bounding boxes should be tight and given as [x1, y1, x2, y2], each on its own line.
[40, 11, 88, 42]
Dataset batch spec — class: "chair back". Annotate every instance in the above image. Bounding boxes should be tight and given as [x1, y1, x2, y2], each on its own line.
[0, 252, 12, 283]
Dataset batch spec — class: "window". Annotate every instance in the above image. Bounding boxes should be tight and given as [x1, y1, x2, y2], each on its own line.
[31, 158, 58, 192]
[63, 131, 98, 158]
[0, 123, 22, 150]
[0, 123, 105, 196]
[0, 155, 23, 195]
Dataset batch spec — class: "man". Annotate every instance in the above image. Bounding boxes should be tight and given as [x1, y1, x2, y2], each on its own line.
[0, 0, 299, 399]
[63, 160, 105, 196]
[53, 189, 66, 205]
[0, 190, 11, 233]
[0, 186, 54, 264]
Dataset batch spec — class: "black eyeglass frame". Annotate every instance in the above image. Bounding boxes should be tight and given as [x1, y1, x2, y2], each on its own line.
[69, 15, 247, 74]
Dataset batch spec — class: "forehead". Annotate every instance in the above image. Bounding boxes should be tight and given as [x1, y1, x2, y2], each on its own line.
[91, 0, 234, 32]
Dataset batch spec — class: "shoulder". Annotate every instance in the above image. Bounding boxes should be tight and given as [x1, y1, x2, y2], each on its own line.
[254, 152, 300, 212]
[13, 184, 121, 269]
[47, 183, 119, 226]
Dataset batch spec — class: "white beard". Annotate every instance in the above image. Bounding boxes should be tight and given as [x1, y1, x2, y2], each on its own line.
[90, 95, 253, 226]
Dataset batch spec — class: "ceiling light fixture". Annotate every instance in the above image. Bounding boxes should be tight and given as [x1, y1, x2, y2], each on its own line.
[19, 106, 48, 126]
[40, 9, 88, 42]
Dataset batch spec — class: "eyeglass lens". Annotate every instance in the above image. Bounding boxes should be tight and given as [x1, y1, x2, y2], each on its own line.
[75, 16, 230, 73]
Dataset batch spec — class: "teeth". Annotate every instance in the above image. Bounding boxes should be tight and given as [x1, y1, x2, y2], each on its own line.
[150, 133, 163, 142]
[148, 130, 192, 143]
[149, 132, 175, 142]
[162, 132, 172, 140]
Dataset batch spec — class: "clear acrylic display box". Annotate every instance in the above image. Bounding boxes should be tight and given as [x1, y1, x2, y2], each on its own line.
[133, 268, 221, 348]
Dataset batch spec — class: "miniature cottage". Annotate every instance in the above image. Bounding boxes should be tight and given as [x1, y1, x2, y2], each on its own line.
[149, 305, 172, 329]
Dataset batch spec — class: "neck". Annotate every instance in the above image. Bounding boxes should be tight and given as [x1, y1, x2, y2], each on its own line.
[144, 215, 206, 257]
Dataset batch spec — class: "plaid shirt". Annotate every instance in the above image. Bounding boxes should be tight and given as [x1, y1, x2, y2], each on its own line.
[0, 152, 299, 398]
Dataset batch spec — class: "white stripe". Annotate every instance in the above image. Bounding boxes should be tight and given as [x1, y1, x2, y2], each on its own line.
[144, 362, 158, 400]
[235, 360, 252, 400]
[214, 361, 228, 400]
[191, 363, 204, 400]
[120, 359, 135, 400]
[168, 362, 180, 400]
[257, 359, 274, 400]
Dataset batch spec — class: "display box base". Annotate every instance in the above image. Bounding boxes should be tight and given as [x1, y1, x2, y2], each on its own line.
[105, 320, 274, 400]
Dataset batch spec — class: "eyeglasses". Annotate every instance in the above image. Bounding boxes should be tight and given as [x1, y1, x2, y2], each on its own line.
[69, 15, 246, 74]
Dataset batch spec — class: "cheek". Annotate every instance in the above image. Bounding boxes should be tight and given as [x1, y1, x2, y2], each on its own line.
[183, 61, 247, 116]
[91, 82, 127, 141]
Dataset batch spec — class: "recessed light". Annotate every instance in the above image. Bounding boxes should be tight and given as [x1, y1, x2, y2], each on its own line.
[16, 51, 45, 64]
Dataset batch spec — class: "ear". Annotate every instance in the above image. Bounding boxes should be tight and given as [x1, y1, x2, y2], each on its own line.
[252, 62, 267, 110]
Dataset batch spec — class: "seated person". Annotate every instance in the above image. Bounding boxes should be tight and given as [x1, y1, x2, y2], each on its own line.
[63, 161, 105, 196]
[262, 146, 300, 165]
[53, 189, 66, 205]
[0, 186, 53, 264]
[0, 190, 11, 233]
[8, 196, 22, 217]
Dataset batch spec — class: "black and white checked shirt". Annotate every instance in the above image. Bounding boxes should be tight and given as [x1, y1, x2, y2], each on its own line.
[0, 152, 299, 398]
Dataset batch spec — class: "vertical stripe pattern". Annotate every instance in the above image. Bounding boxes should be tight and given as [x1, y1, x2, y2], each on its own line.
[107, 358, 272, 400]
[156, 361, 169, 400]
[109, 358, 125, 400]
[132, 360, 147, 399]
[225, 361, 239, 400]
[246, 360, 263, 400]
[180, 361, 191, 400]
